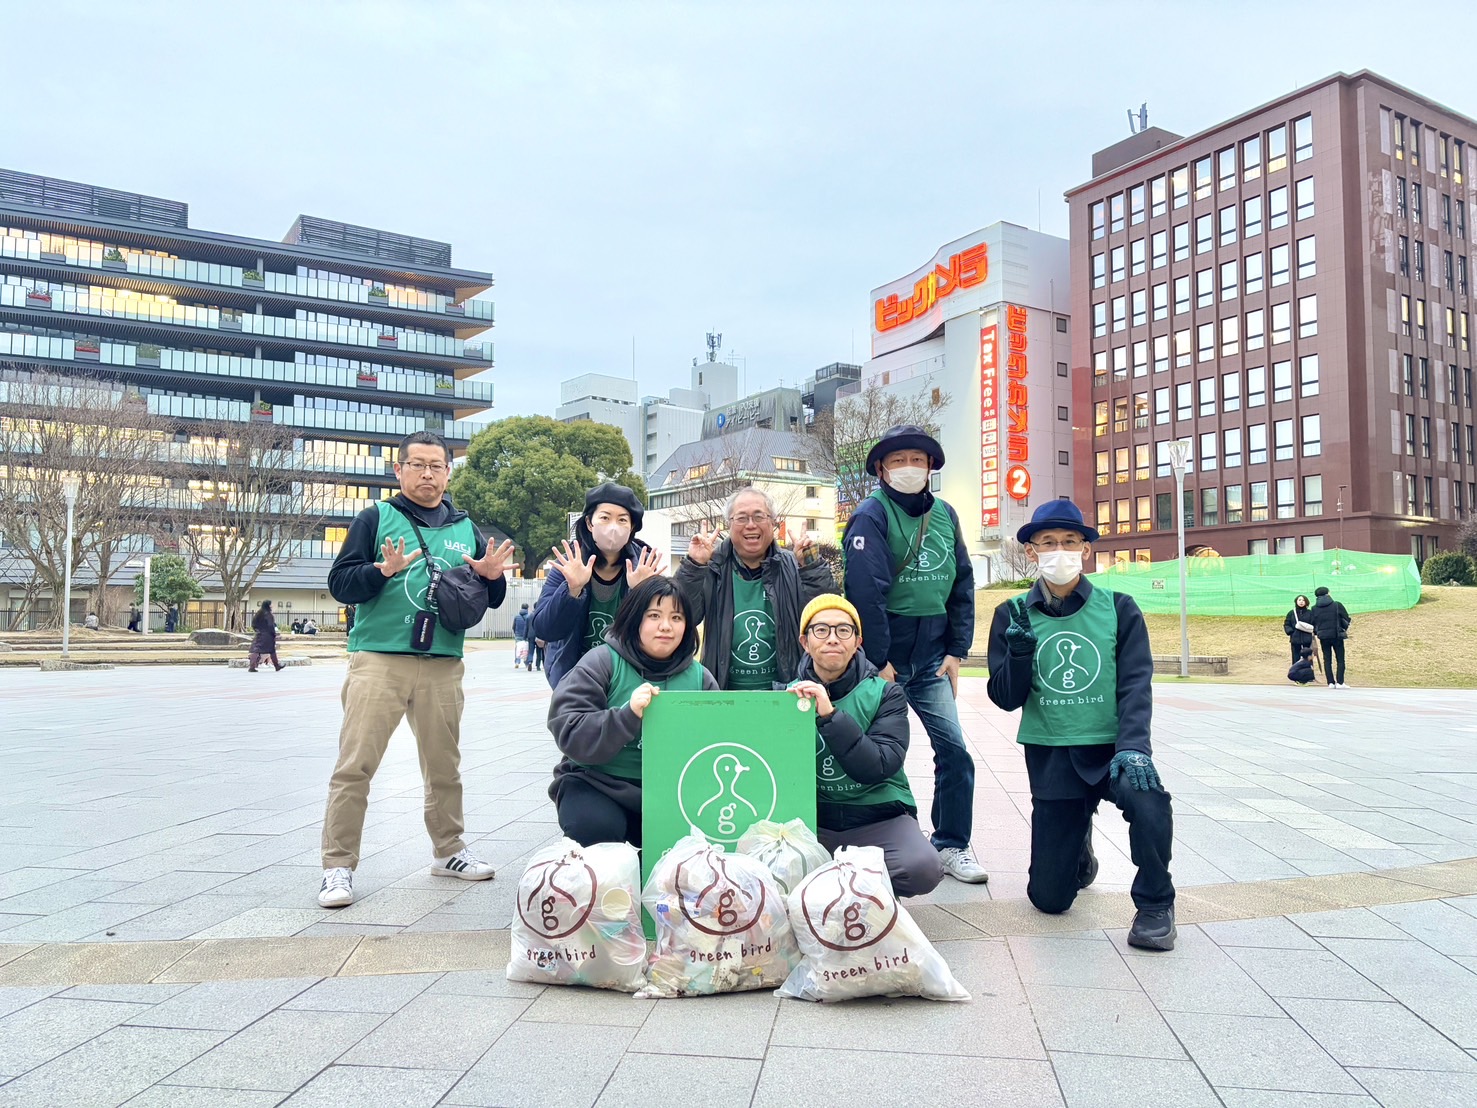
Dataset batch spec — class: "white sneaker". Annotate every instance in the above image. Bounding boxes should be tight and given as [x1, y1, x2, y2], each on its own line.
[318, 867, 353, 908]
[938, 846, 989, 884]
[432, 848, 495, 881]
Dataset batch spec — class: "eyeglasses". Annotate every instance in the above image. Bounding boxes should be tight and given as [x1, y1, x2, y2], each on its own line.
[806, 623, 856, 640]
[401, 462, 448, 474]
[730, 513, 772, 526]
[1031, 539, 1085, 551]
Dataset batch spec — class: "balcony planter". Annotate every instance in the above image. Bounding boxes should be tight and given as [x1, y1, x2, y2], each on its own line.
[444, 302, 465, 316]
[220, 311, 243, 332]
[356, 371, 379, 389]
[74, 338, 101, 362]
[102, 248, 127, 272]
[250, 401, 274, 423]
[40, 250, 66, 264]
[242, 270, 264, 289]
[434, 379, 455, 393]
[368, 285, 388, 300]
[24, 290, 52, 308]
[377, 334, 398, 348]
[136, 343, 161, 368]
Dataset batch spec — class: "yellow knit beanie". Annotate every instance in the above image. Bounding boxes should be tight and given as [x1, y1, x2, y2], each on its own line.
[799, 593, 862, 635]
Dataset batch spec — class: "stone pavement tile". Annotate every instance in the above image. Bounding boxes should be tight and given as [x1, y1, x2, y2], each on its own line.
[1161, 1011, 1362, 1094]
[97, 871, 240, 905]
[1445, 894, 1477, 919]
[445, 1021, 636, 1108]
[1221, 947, 1391, 1001]
[295, 921, 406, 938]
[1278, 997, 1477, 1071]
[325, 886, 466, 927]
[944, 894, 1132, 937]
[1117, 927, 1283, 1016]
[117, 1087, 287, 1107]
[0, 945, 36, 969]
[0, 941, 198, 986]
[337, 929, 507, 976]
[1025, 984, 1184, 1059]
[281, 972, 440, 1013]
[771, 940, 1044, 1061]
[275, 1064, 460, 1107]
[906, 903, 987, 941]
[627, 990, 779, 1059]
[188, 908, 332, 939]
[0, 876, 140, 915]
[1348, 1067, 1477, 1107]
[1299, 870, 1454, 908]
[1215, 1091, 1377, 1106]
[126, 977, 319, 1031]
[338, 993, 531, 1069]
[1289, 908, 1410, 940]
[0, 1025, 228, 1108]
[1373, 899, 1477, 955]
[0, 869, 87, 902]
[1006, 934, 1138, 990]
[155, 936, 357, 983]
[596, 1053, 761, 1108]
[62, 983, 190, 1003]
[0, 900, 165, 943]
[1049, 1053, 1221, 1107]
[1377, 858, 1477, 896]
[0, 997, 151, 1073]
[421, 969, 544, 1000]
[1318, 937, 1477, 1048]
[165, 1009, 385, 1092]
[91, 894, 271, 941]
[519, 982, 656, 1028]
[0, 984, 60, 1019]
[750, 1048, 1062, 1108]
[1202, 917, 1324, 949]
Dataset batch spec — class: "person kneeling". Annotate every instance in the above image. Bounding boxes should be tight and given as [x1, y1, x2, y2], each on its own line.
[547, 577, 718, 847]
[787, 594, 943, 898]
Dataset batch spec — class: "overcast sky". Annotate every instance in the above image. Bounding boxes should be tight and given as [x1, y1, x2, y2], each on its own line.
[5, 1, 1467, 422]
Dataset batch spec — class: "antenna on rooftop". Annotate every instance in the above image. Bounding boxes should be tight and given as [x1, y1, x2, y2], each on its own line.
[706, 331, 723, 363]
[1127, 102, 1149, 134]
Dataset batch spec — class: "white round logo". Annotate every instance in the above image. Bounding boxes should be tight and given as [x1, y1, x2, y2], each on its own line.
[677, 742, 778, 845]
[730, 609, 775, 666]
[1035, 631, 1103, 695]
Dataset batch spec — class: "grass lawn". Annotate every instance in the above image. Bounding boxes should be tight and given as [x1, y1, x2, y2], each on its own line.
[969, 585, 1476, 690]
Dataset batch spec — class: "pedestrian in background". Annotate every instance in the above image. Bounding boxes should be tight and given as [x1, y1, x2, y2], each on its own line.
[1283, 594, 1314, 663]
[1310, 585, 1353, 688]
[512, 602, 533, 670]
[249, 600, 284, 673]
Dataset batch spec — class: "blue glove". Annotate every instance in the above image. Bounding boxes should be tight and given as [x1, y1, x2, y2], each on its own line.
[1005, 598, 1037, 658]
[1109, 751, 1161, 792]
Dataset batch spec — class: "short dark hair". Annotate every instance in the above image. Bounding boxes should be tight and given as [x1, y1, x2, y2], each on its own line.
[610, 576, 698, 663]
[398, 430, 452, 463]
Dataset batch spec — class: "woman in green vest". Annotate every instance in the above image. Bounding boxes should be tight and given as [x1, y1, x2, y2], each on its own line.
[787, 594, 943, 897]
[547, 576, 718, 846]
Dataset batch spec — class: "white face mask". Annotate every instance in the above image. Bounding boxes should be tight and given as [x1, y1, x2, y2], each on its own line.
[592, 523, 630, 553]
[885, 466, 930, 495]
[1036, 550, 1083, 587]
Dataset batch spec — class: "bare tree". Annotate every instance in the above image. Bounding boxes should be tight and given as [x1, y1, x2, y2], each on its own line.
[805, 382, 951, 522]
[176, 420, 336, 631]
[997, 539, 1039, 583]
[655, 429, 811, 539]
[0, 372, 179, 628]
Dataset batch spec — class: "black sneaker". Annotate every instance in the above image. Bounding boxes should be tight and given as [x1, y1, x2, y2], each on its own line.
[1127, 907, 1176, 951]
[1077, 825, 1099, 889]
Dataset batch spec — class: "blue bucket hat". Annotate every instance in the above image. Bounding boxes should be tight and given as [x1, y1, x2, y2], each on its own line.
[1016, 499, 1100, 545]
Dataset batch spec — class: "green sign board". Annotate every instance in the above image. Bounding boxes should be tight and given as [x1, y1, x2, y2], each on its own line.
[640, 691, 818, 895]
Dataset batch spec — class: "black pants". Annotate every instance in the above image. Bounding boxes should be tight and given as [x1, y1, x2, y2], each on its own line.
[534, 643, 545, 671]
[1028, 777, 1175, 914]
[1320, 638, 1346, 684]
[555, 775, 642, 848]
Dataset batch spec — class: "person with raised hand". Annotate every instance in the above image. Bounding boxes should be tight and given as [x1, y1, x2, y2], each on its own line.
[532, 482, 666, 689]
[546, 577, 719, 847]
[984, 499, 1176, 952]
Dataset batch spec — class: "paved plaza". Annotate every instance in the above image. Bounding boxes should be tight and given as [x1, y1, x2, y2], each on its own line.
[1, 652, 1476, 1106]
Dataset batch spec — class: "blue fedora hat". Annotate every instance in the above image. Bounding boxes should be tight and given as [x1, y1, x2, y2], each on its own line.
[1016, 499, 1100, 545]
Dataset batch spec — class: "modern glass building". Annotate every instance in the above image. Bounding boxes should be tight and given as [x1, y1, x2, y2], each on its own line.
[0, 167, 494, 625]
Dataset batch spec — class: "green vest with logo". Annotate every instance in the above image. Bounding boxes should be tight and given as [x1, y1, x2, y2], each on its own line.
[576, 645, 704, 780]
[583, 577, 623, 652]
[349, 502, 478, 659]
[869, 489, 957, 617]
[1017, 588, 1121, 746]
[795, 674, 917, 809]
[727, 572, 777, 690]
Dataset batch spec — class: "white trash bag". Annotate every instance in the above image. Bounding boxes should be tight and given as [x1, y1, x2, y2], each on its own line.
[736, 818, 831, 895]
[637, 829, 800, 998]
[514, 640, 529, 664]
[777, 846, 970, 1003]
[506, 838, 648, 992]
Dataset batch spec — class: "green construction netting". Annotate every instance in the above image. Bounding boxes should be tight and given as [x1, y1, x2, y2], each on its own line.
[1085, 549, 1421, 616]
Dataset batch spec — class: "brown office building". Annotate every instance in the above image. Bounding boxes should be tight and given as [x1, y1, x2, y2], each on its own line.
[1066, 71, 1477, 569]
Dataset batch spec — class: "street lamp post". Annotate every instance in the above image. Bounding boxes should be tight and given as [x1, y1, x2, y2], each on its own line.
[1336, 484, 1347, 571]
[61, 476, 80, 660]
[1167, 440, 1193, 678]
[141, 555, 153, 636]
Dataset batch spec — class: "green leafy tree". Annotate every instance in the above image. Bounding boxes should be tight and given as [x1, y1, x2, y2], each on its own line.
[450, 416, 646, 578]
[132, 554, 204, 621]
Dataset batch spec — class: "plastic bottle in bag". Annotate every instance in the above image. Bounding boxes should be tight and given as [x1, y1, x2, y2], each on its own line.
[777, 845, 970, 1003]
[506, 838, 648, 992]
[736, 818, 831, 895]
[636, 829, 800, 998]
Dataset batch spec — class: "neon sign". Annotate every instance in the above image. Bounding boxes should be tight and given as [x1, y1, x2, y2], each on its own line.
[875, 243, 988, 334]
[1005, 304, 1029, 501]
[980, 324, 999, 528]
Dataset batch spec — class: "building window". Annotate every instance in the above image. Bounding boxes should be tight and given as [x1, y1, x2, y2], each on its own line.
[1411, 121, 1423, 167]
[1270, 185, 1289, 230]
[1110, 193, 1125, 233]
[1267, 124, 1288, 173]
[1097, 502, 1112, 534]
[1221, 316, 1240, 356]
[1096, 451, 1109, 486]
[1173, 222, 1189, 262]
[1196, 214, 1213, 255]
[1153, 334, 1169, 373]
[1443, 193, 1453, 234]
[1182, 489, 1196, 529]
[1298, 294, 1318, 338]
[1092, 253, 1106, 288]
[1093, 302, 1106, 338]
[1398, 235, 1409, 276]
[1248, 366, 1266, 408]
[1459, 256, 1469, 295]
[1152, 282, 1168, 321]
[1094, 400, 1108, 437]
[1174, 275, 1190, 314]
[1245, 307, 1266, 350]
[1275, 536, 1297, 555]
[1300, 353, 1319, 396]
[1452, 367, 1462, 408]
[1402, 354, 1414, 395]
[1400, 295, 1411, 336]
[1244, 194, 1263, 239]
[1057, 361, 1068, 377]
[1156, 491, 1172, 529]
[1174, 329, 1191, 368]
[1132, 291, 1147, 328]
[1219, 204, 1237, 246]
[1273, 360, 1293, 403]
[1136, 497, 1152, 532]
[1058, 450, 1069, 466]
[1114, 447, 1130, 484]
[1243, 135, 1262, 182]
[1304, 474, 1323, 516]
[1295, 177, 1315, 220]
[1113, 396, 1129, 434]
[1151, 174, 1167, 218]
[1251, 481, 1269, 522]
[1156, 442, 1172, 479]
[1454, 421, 1464, 462]
[1224, 426, 1243, 468]
[1112, 296, 1126, 332]
[1114, 346, 1128, 380]
[1201, 487, 1219, 526]
[1176, 382, 1192, 421]
[1416, 299, 1427, 339]
[1455, 140, 1466, 185]
[1197, 322, 1215, 362]
[1245, 252, 1265, 295]
[1414, 240, 1425, 283]
[1225, 484, 1244, 523]
[1129, 184, 1146, 225]
[1249, 423, 1268, 464]
[1057, 405, 1069, 422]
[1194, 156, 1213, 201]
[1396, 176, 1407, 218]
[1394, 113, 1407, 160]
[1111, 245, 1125, 283]
[1271, 244, 1290, 287]
[1303, 413, 1322, 456]
[1421, 415, 1431, 458]
[1199, 375, 1216, 417]
[1151, 230, 1167, 269]
[1223, 370, 1242, 412]
[1220, 260, 1238, 301]
[1458, 198, 1467, 238]
[1131, 238, 1146, 277]
[1250, 538, 1270, 556]
[1293, 114, 1313, 161]
[1445, 250, 1455, 291]
[1200, 431, 1217, 472]
[1154, 386, 1169, 425]
[1091, 201, 1105, 239]
[1412, 182, 1423, 221]
[1217, 147, 1236, 190]
[1405, 413, 1416, 455]
[1297, 235, 1316, 279]
[1197, 268, 1213, 308]
[1419, 357, 1429, 398]
[1171, 166, 1189, 209]
[1135, 442, 1151, 478]
[773, 456, 807, 472]
[1271, 302, 1292, 345]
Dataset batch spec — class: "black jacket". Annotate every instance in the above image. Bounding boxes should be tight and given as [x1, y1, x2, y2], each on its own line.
[1283, 606, 1315, 651]
[674, 538, 834, 689]
[328, 493, 507, 610]
[1309, 594, 1351, 642]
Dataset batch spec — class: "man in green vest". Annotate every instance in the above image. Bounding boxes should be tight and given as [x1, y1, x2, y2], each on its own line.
[318, 430, 517, 909]
[985, 499, 1176, 950]
[842, 425, 986, 884]
[788, 594, 943, 897]
[676, 487, 834, 690]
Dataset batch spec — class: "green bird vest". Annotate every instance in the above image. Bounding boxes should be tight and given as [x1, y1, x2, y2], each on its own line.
[577, 645, 704, 780]
[1016, 588, 1121, 747]
[727, 572, 778, 690]
[349, 502, 478, 658]
[583, 577, 623, 652]
[869, 490, 957, 617]
[796, 673, 917, 809]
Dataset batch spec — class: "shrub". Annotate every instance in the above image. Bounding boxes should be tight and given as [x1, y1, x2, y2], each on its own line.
[1459, 517, 1477, 561]
[986, 578, 1036, 590]
[1421, 551, 1477, 586]
[243, 269, 262, 281]
[137, 343, 161, 359]
[103, 247, 125, 262]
